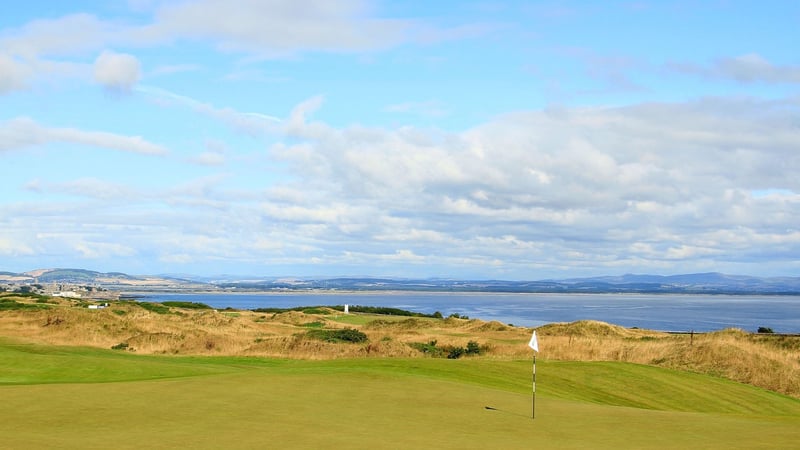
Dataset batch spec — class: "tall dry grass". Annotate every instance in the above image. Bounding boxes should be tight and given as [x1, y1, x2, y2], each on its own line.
[1, 300, 798, 398]
[529, 321, 800, 398]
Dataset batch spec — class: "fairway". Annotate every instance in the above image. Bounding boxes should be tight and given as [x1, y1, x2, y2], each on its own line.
[2, 341, 799, 449]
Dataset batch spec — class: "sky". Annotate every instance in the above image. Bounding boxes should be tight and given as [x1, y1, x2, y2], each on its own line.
[1, 0, 799, 279]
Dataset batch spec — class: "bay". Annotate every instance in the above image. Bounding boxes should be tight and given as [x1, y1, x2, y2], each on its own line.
[139, 292, 800, 333]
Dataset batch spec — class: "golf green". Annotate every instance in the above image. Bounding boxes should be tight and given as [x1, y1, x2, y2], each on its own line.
[2, 341, 799, 449]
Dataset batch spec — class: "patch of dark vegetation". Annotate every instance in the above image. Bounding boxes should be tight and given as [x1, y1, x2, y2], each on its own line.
[134, 302, 171, 314]
[365, 318, 426, 330]
[408, 339, 484, 359]
[301, 321, 325, 328]
[251, 306, 333, 315]
[331, 305, 445, 318]
[1, 291, 50, 301]
[757, 326, 774, 334]
[252, 304, 441, 318]
[161, 301, 212, 310]
[111, 342, 129, 350]
[0, 298, 48, 310]
[253, 306, 318, 313]
[305, 328, 368, 343]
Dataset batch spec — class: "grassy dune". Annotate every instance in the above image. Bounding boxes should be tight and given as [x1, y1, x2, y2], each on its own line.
[1, 296, 797, 397]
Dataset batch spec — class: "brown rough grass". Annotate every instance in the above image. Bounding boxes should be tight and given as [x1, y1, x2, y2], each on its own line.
[1, 298, 798, 398]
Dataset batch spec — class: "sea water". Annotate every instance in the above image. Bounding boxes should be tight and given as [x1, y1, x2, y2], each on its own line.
[138, 292, 800, 333]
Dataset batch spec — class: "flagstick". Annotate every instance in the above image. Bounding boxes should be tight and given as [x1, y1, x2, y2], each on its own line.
[532, 354, 536, 419]
[528, 329, 539, 420]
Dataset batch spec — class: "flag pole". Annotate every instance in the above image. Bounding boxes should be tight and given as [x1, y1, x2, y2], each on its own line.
[532, 353, 536, 419]
[528, 329, 539, 420]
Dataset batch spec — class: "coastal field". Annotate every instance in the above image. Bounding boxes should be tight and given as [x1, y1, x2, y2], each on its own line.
[1, 293, 799, 448]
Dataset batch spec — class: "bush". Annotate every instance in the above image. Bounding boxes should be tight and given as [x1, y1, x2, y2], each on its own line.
[757, 327, 774, 334]
[447, 346, 465, 359]
[410, 340, 483, 359]
[111, 342, 129, 350]
[466, 341, 481, 355]
[135, 302, 171, 314]
[161, 301, 212, 310]
[409, 340, 443, 357]
[0, 299, 45, 311]
[306, 328, 368, 343]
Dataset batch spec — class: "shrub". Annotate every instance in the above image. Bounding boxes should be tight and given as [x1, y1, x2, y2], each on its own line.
[111, 342, 129, 350]
[135, 302, 171, 314]
[466, 341, 481, 355]
[447, 346, 465, 359]
[161, 301, 212, 310]
[2, 291, 49, 301]
[757, 327, 774, 334]
[409, 340, 444, 357]
[306, 328, 368, 343]
[0, 299, 45, 311]
[410, 340, 482, 359]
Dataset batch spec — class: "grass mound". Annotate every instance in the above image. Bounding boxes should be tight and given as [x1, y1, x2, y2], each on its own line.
[539, 320, 647, 337]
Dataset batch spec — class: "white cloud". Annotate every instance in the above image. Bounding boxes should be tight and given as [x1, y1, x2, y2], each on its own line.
[93, 50, 142, 91]
[260, 95, 800, 275]
[0, 238, 35, 256]
[74, 241, 137, 259]
[0, 13, 114, 58]
[190, 151, 227, 166]
[149, 0, 410, 56]
[0, 13, 121, 93]
[669, 53, 800, 84]
[136, 85, 281, 135]
[0, 55, 31, 93]
[6, 94, 795, 277]
[0, 117, 168, 155]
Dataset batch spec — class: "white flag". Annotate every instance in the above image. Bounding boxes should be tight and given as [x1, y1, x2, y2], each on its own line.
[528, 330, 539, 352]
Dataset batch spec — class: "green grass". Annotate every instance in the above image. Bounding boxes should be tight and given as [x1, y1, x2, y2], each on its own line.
[1, 338, 798, 449]
[160, 301, 212, 310]
[0, 299, 48, 311]
[330, 313, 436, 326]
[134, 301, 171, 314]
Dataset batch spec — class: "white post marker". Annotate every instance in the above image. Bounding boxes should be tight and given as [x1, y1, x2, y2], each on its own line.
[344, 304, 349, 314]
[528, 330, 539, 419]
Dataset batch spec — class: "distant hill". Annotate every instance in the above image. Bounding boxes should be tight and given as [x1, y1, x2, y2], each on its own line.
[213, 272, 800, 294]
[0, 268, 196, 288]
[2, 269, 799, 294]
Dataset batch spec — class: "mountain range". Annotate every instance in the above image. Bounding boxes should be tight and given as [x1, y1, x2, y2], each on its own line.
[2, 268, 800, 294]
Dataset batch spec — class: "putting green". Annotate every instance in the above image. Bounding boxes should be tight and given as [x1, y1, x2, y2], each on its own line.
[1, 341, 799, 449]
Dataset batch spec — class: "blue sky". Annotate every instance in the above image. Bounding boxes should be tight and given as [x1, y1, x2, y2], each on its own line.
[1, 0, 799, 279]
